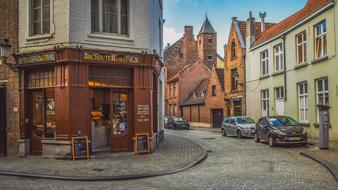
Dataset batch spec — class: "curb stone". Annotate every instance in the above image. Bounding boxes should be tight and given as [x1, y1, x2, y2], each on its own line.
[0, 135, 208, 182]
[300, 151, 338, 183]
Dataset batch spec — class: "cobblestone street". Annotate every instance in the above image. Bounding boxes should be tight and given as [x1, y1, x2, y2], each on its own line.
[0, 129, 337, 190]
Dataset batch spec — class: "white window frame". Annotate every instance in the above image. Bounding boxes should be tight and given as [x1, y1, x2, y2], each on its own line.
[274, 87, 284, 100]
[316, 78, 329, 121]
[28, 0, 54, 37]
[296, 31, 307, 64]
[314, 20, 327, 59]
[261, 89, 269, 116]
[298, 82, 309, 123]
[274, 44, 284, 72]
[260, 50, 269, 76]
[91, 0, 129, 36]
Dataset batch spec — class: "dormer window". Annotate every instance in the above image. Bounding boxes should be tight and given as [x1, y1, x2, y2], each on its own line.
[91, 0, 129, 35]
[200, 91, 205, 97]
[30, 0, 51, 36]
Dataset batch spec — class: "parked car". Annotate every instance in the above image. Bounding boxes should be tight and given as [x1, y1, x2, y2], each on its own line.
[255, 116, 308, 147]
[221, 116, 256, 138]
[167, 117, 190, 130]
[164, 117, 169, 129]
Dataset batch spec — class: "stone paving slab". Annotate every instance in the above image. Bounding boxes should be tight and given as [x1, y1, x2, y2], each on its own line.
[0, 134, 206, 180]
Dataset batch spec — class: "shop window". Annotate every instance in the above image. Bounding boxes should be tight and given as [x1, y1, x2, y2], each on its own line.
[30, 0, 51, 35]
[27, 68, 55, 89]
[91, 0, 129, 35]
[88, 67, 132, 88]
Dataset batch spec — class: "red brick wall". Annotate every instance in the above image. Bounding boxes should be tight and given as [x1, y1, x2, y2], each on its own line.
[0, 0, 19, 156]
[197, 33, 217, 68]
[224, 22, 245, 116]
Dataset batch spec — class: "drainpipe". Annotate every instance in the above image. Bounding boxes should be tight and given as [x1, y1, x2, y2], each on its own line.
[282, 34, 287, 101]
[242, 51, 247, 116]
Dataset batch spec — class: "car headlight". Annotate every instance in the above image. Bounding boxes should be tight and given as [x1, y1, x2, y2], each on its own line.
[272, 129, 286, 135]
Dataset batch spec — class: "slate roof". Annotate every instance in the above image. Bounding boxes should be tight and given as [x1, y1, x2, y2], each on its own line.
[198, 16, 217, 36]
[181, 78, 209, 106]
[254, 0, 334, 47]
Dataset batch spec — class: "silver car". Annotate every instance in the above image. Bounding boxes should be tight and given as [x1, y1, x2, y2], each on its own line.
[221, 117, 256, 138]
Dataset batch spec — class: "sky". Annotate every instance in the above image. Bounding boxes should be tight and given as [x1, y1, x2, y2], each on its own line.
[164, 0, 307, 57]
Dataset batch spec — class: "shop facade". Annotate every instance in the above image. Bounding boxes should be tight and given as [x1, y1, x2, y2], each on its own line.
[16, 48, 162, 157]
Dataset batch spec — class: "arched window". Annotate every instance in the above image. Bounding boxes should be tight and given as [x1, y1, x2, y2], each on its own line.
[231, 40, 237, 59]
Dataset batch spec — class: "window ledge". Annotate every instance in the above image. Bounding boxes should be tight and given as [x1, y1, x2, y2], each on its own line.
[271, 71, 284, 76]
[88, 33, 134, 42]
[311, 56, 329, 65]
[26, 33, 54, 41]
[294, 63, 308, 70]
[259, 75, 270, 80]
[313, 123, 332, 128]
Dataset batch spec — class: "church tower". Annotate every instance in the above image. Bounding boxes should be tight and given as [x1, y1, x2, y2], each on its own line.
[197, 16, 217, 69]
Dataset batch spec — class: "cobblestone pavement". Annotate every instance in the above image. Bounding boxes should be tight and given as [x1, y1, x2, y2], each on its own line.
[0, 134, 204, 177]
[0, 130, 337, 190]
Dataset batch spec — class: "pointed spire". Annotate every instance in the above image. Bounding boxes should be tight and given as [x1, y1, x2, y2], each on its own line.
[198, 15, 216, 36]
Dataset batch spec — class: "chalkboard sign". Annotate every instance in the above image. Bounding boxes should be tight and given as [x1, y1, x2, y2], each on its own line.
[135, 133, 150, 154]
[71, 136, 90, 160]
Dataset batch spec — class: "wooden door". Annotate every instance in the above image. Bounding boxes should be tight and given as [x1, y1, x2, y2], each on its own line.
[212, 109, 224, 128]
[110, 90, 133, 152]
[30, 90, 44, 154]
[0, 88, 6, 156]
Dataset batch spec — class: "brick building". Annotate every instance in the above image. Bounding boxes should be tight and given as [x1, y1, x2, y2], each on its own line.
[223, 16, 274, 117]
[0, 0, 19, 156]
[164, 16, 225, 128]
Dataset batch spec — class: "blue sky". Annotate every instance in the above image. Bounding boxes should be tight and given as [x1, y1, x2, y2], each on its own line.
[164, 0, 307, 56]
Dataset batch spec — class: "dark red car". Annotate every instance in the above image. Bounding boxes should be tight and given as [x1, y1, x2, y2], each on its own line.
[255, 116, 308, 147]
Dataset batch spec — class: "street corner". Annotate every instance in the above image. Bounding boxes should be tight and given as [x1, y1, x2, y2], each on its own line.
[0, 133, 207, 181]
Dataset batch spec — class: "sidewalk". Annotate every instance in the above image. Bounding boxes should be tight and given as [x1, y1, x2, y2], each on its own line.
[191, 126, 338, 182]
[0, 134, 207, 181]
[300, 139, 338, 182]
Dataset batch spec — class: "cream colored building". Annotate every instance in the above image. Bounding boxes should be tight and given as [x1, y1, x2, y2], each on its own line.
[245, 0, 338, 140]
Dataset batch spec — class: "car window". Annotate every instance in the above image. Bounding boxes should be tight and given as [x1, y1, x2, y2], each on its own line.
[230, 118, 236, 125]
[269, 117, 299, 127]
[173, 117, 185, 122]
[261, 119, 269, 126]
[236, 117, 255, 124]
[224, 118, 230, 124]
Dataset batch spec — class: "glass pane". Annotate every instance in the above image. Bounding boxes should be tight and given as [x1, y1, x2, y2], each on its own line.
[323, 35, 327, 56]
[91, 0, 99, 32]
[318, 94, 324, 105]
[318, 80, 323, 92]
[102, 0, 117, 33]
[322, 21, 327, 32]
[324, 79, 328, 91]
[45, 88, 56, 139]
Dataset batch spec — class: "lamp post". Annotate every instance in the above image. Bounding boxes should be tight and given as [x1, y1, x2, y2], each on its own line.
[0, 39, 16, 72]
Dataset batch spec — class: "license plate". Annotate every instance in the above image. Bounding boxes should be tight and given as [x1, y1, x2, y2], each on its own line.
[289, 137, 301, 141]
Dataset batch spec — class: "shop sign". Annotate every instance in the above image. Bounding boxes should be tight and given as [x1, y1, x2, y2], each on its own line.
[134, 133, 151, 154]
[71, 136, 90, 160]
[137, 104, 150, 122]
[17, 52, 56, 64]
[84, 52, 140, 63]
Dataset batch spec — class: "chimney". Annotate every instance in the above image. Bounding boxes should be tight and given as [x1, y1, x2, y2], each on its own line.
[259, 12, 266, 32]
[246, 11, 256, 49]
[184, 26, 194, 39]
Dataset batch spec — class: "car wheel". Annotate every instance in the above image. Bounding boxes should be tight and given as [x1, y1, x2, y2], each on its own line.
[237, 130, 242, 139]
[222, 129, 227, 137]
[268, 136, 276, 147]
[254, 132, 260, 142]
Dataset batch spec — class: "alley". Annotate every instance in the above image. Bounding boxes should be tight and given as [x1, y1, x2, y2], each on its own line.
[0, 129, 337, 190]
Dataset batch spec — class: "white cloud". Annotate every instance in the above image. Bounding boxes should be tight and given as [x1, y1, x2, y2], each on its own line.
[163, 25, 183, 46]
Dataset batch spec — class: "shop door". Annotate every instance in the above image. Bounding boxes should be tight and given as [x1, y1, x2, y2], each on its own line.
[0, 88, 7, 156]
[212, 109, 224, 128]
[110, 91, 133, 152]
[30, 90, 44, 154]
